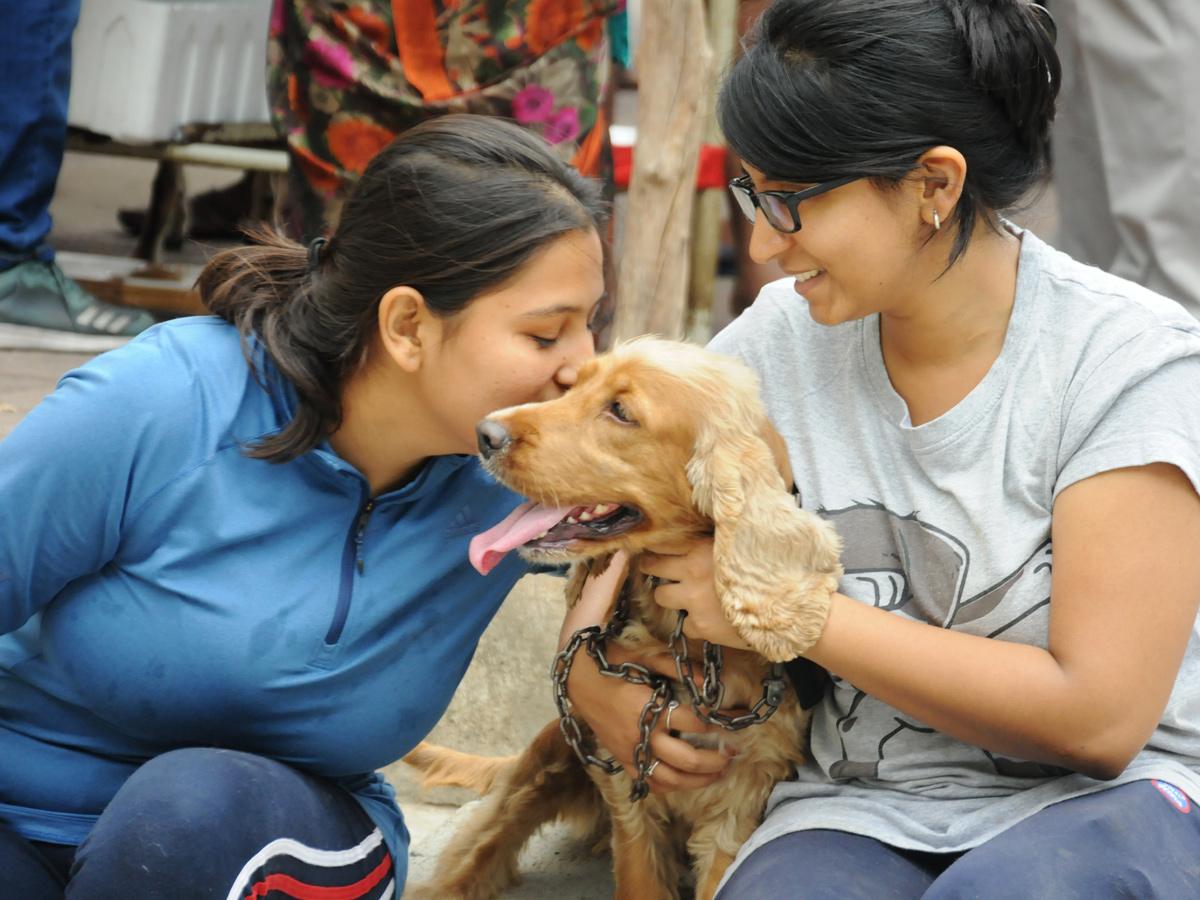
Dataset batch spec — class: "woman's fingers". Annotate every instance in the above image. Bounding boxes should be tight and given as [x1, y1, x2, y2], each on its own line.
[639, 538, 714, 583]
[641, 731, 732, 793]
[656, 698, 751, 735]
[652, 581, 753, 651]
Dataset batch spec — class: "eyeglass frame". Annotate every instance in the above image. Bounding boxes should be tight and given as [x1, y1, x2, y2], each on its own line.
[728, 174, 861, 233]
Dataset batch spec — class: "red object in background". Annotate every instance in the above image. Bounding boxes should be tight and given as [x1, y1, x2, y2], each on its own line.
[612, 142, 727, 190]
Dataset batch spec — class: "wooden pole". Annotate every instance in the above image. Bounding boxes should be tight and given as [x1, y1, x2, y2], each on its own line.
[686, 0, 739, 343]
[612, 0, 713, 342]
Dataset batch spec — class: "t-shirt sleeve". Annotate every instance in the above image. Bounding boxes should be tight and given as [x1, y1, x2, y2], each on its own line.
[1055, 327, 1200, 501]
[0, 338, 199, 635]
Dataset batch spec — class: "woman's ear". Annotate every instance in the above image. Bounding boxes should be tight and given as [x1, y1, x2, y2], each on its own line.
[378, 286, 431, 373]
[913, 145, 967, 230]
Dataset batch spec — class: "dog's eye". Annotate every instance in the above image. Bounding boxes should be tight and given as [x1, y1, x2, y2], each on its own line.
[606, 399, 635, 424]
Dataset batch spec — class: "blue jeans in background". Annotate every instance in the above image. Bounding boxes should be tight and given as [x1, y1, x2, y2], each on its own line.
[0, 0, 82, 272]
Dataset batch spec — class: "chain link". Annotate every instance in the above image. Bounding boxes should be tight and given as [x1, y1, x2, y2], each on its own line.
[551, 626, 623, 774]
[668, 610, 789, 731]
[629, 682, 672, 802]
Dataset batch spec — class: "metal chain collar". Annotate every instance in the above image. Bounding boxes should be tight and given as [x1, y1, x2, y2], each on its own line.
[668, 610, 789, 731]
[550, 580, 788, 802]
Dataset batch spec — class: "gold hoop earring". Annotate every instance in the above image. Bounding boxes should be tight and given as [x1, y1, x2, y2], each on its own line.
[933, 210, 941, 231]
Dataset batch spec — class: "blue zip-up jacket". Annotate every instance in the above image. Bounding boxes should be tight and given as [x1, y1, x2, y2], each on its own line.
[0, 318, 529, 882]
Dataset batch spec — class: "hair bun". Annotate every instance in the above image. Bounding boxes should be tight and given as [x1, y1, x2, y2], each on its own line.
[938, 0, 1061, 163]
[1028, 3, 1057, 43]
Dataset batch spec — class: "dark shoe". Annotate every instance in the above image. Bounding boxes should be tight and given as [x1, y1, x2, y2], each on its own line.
[0, 260, 156, 352]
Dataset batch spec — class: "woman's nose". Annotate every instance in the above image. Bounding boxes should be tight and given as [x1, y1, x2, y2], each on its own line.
[554, 331, 595, 391]
[748, 214, 790, 264]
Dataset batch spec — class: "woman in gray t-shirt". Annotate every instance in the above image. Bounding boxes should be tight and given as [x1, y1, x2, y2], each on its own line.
[564, 0, 1200, 897]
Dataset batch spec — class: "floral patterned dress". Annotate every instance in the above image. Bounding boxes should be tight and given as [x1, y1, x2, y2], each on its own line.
[267, 0, 622, 240]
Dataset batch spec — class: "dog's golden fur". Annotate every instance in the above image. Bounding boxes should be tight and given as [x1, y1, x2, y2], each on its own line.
[403, 338, 842, 900]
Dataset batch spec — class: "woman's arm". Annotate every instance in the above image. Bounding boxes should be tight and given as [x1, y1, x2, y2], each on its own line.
[645, 462, 1200, 780]
[0, 354, 172, 634]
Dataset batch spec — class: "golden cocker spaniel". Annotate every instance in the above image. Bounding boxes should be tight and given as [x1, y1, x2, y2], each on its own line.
[403, 338, 843, 900]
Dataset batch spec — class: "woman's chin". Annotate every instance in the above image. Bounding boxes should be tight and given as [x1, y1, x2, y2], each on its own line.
[797, 284, 839, 325]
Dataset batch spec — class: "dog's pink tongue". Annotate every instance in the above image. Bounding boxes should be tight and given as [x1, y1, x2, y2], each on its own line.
[469, 501, 573, 575]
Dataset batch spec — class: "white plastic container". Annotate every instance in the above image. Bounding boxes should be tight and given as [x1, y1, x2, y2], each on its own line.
[68, 0, 274, 143]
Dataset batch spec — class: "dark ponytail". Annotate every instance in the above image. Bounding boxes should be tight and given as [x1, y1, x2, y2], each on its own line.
[717, 0, 1061, 265]
[199, 115, 608, 464]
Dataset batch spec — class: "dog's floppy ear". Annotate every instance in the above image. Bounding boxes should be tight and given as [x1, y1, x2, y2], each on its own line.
[687, 419, 843, 662]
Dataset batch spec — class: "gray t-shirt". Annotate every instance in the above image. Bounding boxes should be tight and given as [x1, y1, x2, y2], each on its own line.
[708, 228, 1200, 871]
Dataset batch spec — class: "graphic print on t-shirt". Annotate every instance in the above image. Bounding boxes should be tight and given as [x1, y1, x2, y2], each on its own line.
[816, 502, 1068, 781]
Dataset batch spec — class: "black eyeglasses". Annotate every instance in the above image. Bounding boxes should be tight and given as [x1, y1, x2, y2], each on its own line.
[728, 174, 860, 233]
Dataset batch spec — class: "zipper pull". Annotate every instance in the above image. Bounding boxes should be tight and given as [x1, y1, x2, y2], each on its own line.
[355, 501, 375, 574]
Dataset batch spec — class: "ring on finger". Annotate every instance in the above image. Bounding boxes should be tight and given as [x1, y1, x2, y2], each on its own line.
[665, 701, 679, 733]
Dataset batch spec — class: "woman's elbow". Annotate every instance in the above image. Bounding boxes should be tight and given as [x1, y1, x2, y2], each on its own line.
[1054, 730, 1147, 781]
[1071, 754, 1134, 782]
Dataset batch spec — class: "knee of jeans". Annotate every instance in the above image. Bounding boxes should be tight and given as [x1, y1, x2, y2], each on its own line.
[73, 749, 287, 872]
[124, 747, 284, 811]
[924, 841, 1155, 900]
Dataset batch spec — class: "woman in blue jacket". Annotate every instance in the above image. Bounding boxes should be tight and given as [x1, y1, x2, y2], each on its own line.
[0, 115, 607, 899]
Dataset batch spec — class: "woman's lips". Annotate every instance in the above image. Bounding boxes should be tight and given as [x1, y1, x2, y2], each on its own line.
[793, 269, 824, 292]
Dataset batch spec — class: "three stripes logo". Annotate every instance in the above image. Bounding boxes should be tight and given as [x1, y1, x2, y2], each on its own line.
[444, 505, 482, 538]
[74, 304, 136, 334]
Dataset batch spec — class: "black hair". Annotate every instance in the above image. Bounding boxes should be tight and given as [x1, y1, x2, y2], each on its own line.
[199, 115, 608, 463]
[717, 0, 1060, 264]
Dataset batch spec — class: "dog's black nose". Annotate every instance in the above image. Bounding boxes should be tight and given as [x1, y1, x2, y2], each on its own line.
[476, 419, 512, 458]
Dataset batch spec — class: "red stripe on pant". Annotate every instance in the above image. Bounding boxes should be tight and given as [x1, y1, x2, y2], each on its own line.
[244, 854, 392, 899]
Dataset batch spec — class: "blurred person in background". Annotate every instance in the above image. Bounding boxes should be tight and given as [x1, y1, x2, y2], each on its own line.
[1050, 0, 1200, 320]
[266, 0, 624, 241]
[0, 0, 153, 351]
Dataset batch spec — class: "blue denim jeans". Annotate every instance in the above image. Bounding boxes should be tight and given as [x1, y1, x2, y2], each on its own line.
[717, 780, 1200, 899]
[0, 0, 81, 272]
[0, 748, 395, 900]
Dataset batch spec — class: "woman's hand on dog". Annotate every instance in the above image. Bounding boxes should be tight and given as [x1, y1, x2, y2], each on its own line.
[561, 553, 735, 793]
[640, 538, 754, 652]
